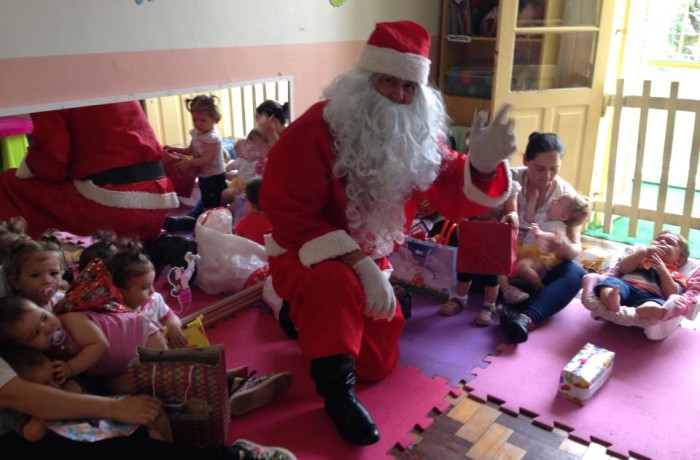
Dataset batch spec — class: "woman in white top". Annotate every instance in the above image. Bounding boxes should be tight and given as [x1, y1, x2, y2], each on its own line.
[499, 132, 587, 344]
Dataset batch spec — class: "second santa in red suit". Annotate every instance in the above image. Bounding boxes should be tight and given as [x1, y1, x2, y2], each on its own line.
[0, 101, 178, 241]
[260, 21, 517, 446]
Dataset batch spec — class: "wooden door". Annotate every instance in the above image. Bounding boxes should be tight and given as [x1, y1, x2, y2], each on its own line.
[491, 0, 616, 196]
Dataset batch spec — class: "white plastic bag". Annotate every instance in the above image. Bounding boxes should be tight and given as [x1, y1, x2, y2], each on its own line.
[194, 208, 268, 295]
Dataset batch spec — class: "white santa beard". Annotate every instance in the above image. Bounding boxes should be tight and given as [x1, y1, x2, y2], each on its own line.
[324, 70, 448, 256]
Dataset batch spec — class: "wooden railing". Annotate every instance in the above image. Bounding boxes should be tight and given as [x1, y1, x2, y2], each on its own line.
[144, 77, 291, 148]
[591, 79, 700, 241]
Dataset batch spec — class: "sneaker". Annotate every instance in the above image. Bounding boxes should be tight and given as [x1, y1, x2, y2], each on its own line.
[229, 438, 298, 460]
[226, 365, 250, 394]
[475, 305, 498, 326]
[501, 285, 529, 304]
[229, 371, 293, 417]
[440, 297, 467, 316]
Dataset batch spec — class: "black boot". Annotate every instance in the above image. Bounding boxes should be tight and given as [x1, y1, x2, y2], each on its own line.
[310, 354, 380, 446]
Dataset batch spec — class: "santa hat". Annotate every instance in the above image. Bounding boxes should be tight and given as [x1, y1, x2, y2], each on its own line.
[357, 20, 431, 85]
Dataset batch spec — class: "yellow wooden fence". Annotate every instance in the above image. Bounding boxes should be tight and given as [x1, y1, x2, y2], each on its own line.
[592, 79, 700, 241]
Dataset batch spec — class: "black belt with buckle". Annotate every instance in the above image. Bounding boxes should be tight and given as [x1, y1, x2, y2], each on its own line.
[86, 160, 166, 186]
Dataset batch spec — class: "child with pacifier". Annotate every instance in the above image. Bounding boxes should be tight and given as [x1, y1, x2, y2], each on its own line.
[0, 294, 146, 394]
[5, 233, 67, 311]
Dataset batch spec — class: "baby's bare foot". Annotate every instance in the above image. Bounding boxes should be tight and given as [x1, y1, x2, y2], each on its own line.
[599, 286, 620, 313]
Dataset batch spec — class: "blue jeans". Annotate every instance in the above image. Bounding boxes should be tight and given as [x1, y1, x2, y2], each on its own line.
[521, 260, 586, 325]
[594, 277, 665, 308]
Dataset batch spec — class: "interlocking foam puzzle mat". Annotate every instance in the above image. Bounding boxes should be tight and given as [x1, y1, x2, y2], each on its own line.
[206, 306, 458, 459]
[398, 293, 504, 386]
[467, 299, 700, 460]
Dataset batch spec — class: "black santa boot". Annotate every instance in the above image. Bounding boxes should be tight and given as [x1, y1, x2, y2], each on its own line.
[310, 354, 380, 446]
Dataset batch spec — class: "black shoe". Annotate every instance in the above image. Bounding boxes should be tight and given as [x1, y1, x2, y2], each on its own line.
[163, 215, 196, 232]
[323, 392, 380, 446]
[499, 309, 530, 344]
[310, 355, 380, 446]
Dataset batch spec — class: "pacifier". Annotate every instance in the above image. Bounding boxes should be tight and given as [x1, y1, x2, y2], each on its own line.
[41, 286, 57, 299]
[48, 326, 66, 347]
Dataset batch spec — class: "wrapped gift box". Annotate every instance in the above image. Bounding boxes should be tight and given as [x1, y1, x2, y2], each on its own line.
[456, 220, 517, 276]
[558, 342, 615, 405]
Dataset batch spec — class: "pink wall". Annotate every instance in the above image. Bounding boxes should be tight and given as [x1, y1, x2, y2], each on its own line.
[0, 36, 440, 116]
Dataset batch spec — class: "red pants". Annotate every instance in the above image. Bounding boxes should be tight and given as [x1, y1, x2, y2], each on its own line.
[269, 251, 404, 381]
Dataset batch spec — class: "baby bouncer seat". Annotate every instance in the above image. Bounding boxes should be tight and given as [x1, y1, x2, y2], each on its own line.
[580, 259, 700, 340]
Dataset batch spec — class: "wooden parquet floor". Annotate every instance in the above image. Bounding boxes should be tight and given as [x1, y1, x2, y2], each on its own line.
[389, 385, 647, 460]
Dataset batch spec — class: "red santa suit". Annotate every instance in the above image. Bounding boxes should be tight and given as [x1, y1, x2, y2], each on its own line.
[260, 101, 510, 381]
[0, 102, 178, 240]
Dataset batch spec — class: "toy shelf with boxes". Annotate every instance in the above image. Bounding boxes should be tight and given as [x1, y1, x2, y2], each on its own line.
[439, 0, 498, 126]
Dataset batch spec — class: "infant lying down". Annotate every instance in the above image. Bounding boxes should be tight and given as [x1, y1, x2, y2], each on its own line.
[581, 258, 700, 340]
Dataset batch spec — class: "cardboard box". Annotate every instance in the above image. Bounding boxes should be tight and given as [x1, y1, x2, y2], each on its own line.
[558, 342, 615, 404]
[579, 246, 616, 273]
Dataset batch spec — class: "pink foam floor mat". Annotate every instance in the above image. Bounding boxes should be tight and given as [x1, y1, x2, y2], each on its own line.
[468, 299, 700, 460]
[206, 306, 458, 459]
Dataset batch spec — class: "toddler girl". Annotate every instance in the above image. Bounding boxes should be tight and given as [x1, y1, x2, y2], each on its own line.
[0, 294, 146, 394]
[5, 234, 67, 311]
[106, 239, 187, 349]
[440, 184, 522, 326]
[165, 94, 227, 212]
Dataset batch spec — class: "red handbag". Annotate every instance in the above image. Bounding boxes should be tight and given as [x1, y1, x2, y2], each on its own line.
[456, 220, 517, 276]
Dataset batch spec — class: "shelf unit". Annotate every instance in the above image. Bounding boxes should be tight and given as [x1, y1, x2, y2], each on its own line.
[438, 0, 498, 126]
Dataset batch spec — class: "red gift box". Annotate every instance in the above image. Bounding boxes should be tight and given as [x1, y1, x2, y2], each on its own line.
[456, 220, 517, 275]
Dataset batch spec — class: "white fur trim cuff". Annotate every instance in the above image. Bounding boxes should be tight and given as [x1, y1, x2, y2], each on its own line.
[463, 157, 512, 208]
[357, 45, 430, 85]
[299, 230, 360, 268]
[75, 180, 179, 209]
[264, 234, 288, 257]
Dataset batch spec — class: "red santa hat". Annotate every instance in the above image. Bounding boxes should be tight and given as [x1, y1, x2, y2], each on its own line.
[356, 20, 431, 85]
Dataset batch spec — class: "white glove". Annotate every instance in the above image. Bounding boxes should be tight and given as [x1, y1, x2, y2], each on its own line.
[468, 103, 517, 174]
[352, 257, 396, 321]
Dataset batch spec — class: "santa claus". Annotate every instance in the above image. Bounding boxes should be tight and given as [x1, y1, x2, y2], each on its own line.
[0, 101, 178, 240]
[260, 20, 516, 446]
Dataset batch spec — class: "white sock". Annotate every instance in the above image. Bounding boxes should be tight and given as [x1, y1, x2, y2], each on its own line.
[455, 294, 468, 305]
[483, 301, 496, 310]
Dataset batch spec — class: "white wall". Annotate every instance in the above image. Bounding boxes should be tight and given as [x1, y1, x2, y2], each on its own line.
[0, 0, 441, 115]
[0, 1, 439, 57]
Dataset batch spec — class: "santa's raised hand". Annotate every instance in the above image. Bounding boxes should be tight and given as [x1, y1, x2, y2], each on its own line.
[468, 103, 517, 174]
